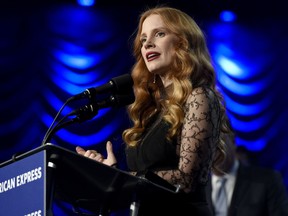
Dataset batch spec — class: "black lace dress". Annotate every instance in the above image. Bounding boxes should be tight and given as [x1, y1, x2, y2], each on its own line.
[125, 87, 221, 216]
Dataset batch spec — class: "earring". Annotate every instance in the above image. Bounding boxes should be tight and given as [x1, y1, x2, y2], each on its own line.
[153, 74, 156, 84]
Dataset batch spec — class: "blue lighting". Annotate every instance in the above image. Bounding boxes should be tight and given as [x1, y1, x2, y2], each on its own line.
[213, 45, 274, 80]
[77, 0, 95, 6]
[224, 94, 271, 116]
[217, 72, 272, 96]
[236, 137, 266, 151]
[41, 112, 55, 128]
[218, 56, 242, 76]
[43, 89, 73, 112]
[220, 10, 237, 22]
[57, 120, 120, 146]
[51, 73, 104, 95]
[234, 113, 287, 151]
[51, 62, 98, 85]
[53, 50, 102, 70]
[208, 21, 285, 153]
[229, 112, 273, 133]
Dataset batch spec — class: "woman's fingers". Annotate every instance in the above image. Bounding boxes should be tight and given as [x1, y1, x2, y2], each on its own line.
[88, 151, 103, 161]
[106, 141, 113, 155]
[76, 147, 103, 162]
[106, 141, 117, 166]
[84, 150, 95, 157]
[76, 146, 85, 155]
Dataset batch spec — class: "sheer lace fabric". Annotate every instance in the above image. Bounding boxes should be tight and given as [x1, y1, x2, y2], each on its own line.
[126, 86, 221, 193]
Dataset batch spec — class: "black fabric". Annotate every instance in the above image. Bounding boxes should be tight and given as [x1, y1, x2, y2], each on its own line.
[125, 87, 221, 216]
[126, 119, 178, 172]
[137, 185, 212, 216]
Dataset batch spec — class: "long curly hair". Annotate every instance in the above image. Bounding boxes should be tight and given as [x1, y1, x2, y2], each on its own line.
[122, 6, 229, 172]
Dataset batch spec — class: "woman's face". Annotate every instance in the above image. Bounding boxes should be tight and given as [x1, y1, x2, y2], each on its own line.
[140, 14, 178, 77]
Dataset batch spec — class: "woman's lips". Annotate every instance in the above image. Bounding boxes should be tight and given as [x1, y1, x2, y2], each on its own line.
[146, 52, 160, 62]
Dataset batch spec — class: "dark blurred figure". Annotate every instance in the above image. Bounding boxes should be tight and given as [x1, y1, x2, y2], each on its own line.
[206, 130, 288, 216]
[234, 145, 252, 165]
[234, 145, 260, 166]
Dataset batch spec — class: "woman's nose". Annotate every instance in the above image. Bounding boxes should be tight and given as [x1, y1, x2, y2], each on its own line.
[144, 39, 155, 49]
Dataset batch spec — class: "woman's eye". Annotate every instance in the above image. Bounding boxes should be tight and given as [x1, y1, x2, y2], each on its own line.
[140, 38, 146, 44]
[156, 32, 165, 37]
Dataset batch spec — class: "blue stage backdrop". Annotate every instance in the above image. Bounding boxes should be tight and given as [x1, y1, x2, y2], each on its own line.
[0, 1, 287, 215]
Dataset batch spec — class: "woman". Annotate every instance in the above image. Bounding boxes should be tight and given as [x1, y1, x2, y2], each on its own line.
[76, 6, 230, 215]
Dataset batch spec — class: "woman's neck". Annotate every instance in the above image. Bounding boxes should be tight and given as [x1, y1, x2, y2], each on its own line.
[159, 75, 172, 87]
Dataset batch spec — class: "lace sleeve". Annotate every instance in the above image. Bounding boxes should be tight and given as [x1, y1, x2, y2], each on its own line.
[155, 87, 219, 193]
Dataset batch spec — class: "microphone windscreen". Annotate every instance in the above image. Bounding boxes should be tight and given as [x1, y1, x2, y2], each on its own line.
[113, 93, 135, 107]
[111, 74, 133, 93]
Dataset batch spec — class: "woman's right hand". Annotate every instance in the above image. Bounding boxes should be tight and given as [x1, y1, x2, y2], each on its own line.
[76, 141, 117, 167]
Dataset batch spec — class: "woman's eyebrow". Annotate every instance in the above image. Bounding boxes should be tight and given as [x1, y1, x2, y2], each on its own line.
[140, 27, 167, 37]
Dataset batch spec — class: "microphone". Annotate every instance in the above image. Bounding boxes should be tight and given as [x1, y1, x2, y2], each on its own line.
[68, 73, 133, 102]
[69, 93, 135, 122]
[41, 93, 135, 145]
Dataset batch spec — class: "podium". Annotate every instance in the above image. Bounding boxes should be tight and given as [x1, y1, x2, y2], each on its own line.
[0, 143, 178, 216]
